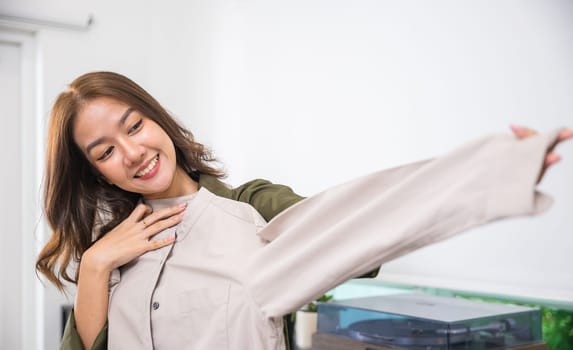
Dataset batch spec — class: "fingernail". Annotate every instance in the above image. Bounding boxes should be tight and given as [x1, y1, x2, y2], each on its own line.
[179, 202, 188, 209]
[510, 124, 524, 131]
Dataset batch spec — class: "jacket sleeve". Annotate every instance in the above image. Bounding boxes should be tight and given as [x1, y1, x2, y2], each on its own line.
[60, 309, 108, 350]
[246, 132, 557, 318]
[199, 175, 305, 222]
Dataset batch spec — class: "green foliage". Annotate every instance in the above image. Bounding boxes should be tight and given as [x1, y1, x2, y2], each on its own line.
[292, 293, 334, 322]
[302, 293, 334, 313]
[454, 295, 573, 350]
[542, 308, 573, 350]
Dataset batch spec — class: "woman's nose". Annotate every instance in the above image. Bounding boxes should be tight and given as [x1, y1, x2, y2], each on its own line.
[121, 138, 145, 166]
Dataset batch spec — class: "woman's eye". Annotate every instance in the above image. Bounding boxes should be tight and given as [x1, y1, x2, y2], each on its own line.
[97, 146, 114, 161]
[128, 119, 143, 135]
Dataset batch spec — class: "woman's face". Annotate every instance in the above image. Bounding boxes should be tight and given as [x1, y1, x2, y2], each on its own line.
[73, 96, 187, 199]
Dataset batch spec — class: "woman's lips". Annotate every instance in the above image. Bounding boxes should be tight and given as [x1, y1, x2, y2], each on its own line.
[135, 154, 160, 179]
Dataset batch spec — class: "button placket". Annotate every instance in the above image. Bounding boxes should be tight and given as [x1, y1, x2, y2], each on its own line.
[147, 230, 177, 347]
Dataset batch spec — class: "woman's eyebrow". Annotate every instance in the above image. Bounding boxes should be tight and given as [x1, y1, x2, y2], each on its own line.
[119, 107, 135, 125]
[85, 107, 135, 154]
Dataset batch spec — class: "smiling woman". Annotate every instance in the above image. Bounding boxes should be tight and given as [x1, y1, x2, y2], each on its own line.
[73, 97, 193, 198]
[36, 71, 572, 350]
[36, 71, 309, 349]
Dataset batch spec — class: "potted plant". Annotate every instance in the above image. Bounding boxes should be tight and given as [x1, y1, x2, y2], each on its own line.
[294, 294, 333, 349]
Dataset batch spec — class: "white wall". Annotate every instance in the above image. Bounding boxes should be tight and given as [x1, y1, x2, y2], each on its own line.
[192, 0, 573, 306]
[0, 27, 43, 350]
[0, 37, 23, 350]
[174, 0, 573, 305]
[1, 0, 572, 348]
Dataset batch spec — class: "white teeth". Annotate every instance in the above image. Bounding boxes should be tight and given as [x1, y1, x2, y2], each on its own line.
[136, 155, 158, 177]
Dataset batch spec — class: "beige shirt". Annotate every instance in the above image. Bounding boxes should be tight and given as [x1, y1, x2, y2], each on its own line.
[107, 132, 556, 349]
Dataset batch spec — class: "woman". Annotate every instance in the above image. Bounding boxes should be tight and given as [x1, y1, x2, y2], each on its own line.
[37, 71, 572, 349]
[37, 71, 317, 349]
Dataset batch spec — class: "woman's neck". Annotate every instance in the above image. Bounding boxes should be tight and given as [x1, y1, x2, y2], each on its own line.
[143, 166, 199, 200]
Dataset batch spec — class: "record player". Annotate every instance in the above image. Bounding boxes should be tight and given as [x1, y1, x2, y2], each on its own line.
[313, 293, 545, 350]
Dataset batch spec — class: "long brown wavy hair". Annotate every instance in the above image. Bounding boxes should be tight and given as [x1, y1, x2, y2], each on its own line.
[36, 71, 224, 291]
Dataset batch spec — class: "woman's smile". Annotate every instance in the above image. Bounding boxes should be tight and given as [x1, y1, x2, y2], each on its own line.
[135, 154, 160, 179]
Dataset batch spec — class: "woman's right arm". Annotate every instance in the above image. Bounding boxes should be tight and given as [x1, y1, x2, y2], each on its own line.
[247, 129, 571, 318]
[73, 258, 112, 349]
[62, 203, 187, 349]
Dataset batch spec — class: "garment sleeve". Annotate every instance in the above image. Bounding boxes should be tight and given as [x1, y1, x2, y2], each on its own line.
[60, 309, 108, 350]
[202, 176, 380, 279]
[246, 131, 557, 319]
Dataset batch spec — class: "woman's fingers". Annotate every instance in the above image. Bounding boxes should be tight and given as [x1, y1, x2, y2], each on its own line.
[510, 125, 537, 139]
[127, 202, 186, 227]
[142, 213, 185, 240]
[129, 203, 153, 223]
[557, 128, 573, 142]
[146, 235, 177, 251]
[88, 202, 187, 270]
[509, 125, 570, 184]
[511, 125, 573, 143]
[137, 204, 188, 252]
[139, 202, 187, 232]
[545, 152, 561, 167]
[509, 125, 571, 167]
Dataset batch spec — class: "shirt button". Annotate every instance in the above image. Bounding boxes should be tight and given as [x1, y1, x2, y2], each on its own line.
[152, 302, 160, 310]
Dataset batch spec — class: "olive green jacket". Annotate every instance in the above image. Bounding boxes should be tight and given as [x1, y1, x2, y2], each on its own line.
[61, 175, 363, 349]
